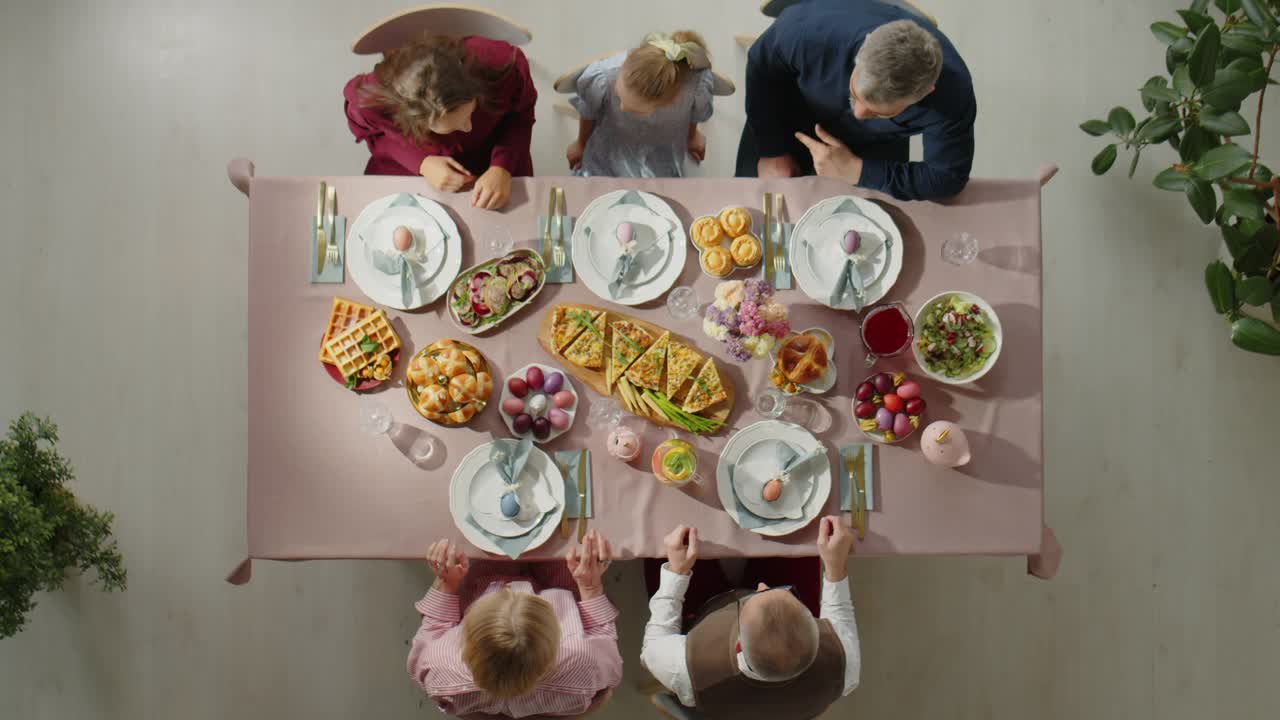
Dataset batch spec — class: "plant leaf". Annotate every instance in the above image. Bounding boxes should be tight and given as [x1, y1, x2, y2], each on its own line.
[1240, 0, 1277, 34]
[1137, 115, 1182, 143]
[1091, 144, 1118, 175]
[1191, 0, 1210, 11]
[1237, 275, 1274, 305]
[1173, 65, 1196, 97]
[1080, 119, 1112, 136]
[1230, 316, 1280, 354]
[358, 334, 379, 354]
[1199, 109, 1251, 135]
[1205, 259, 1236, 313]
[1231, 224, 1279, 274]
[1151, 21, 1189, 46]
[1179, 125, 1219, 162]
[1186, 178, 1218, 223]
[1194, 143, 1253, 179]
[1272, 296, 1280, 324]
[1153, 166, 1192, 191]
[1142, 84, 1181, 106]
[1188, 23, 1222, 87]
[1179, 9, 1215, 34]
[1223, 187, 1267, 221]
[1107, 106, 1136, 135]
[1215, 0, 1241, 13]
[1221, 30, 1266, 55]
[1129, 148, 1142, 178]
[1203, 69, 1259, 110]
[1254, 164, 1273, 182]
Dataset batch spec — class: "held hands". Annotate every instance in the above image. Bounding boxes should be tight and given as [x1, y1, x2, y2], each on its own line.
[566, 529, 613, 600]
[687, 128, 707, 164]
[471, 166, 512, 210]
[816, 516, 854, 582]
[794, 125, 863, 185]
[420, 156, 475, 193]
[426, 539, 471, 594]
[566, 140, 585, 171]
[663, 525, 700, 576]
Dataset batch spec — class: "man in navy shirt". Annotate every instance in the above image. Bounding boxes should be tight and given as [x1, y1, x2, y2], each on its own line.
[737, 0, 976, 200]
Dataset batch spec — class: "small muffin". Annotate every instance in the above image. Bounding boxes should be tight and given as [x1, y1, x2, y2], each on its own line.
[730, 233, 763, 268]
[718, 207, 752, 237]
[700, 246, 734, 278]
[690, 216, 726, 250]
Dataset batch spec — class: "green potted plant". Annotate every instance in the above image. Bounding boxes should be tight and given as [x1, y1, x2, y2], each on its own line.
[1083, 0, 1280, 355]
[1, 413, 126, 639]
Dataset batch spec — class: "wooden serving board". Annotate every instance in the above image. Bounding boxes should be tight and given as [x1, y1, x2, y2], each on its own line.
[536, 304, 735, 434]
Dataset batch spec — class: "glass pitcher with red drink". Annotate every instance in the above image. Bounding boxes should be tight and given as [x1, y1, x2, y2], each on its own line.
[859, 302, 914, 367]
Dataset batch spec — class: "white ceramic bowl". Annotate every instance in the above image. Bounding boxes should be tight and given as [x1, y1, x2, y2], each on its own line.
[911, 291, 1003, 384]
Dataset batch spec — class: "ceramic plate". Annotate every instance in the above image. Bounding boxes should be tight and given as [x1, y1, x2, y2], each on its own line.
[571, 190, 687, 305]
[348, 194, 462, 310]
[790, 196, 903, 309]
[716, 421, 831, 536]
[497, 364, 580, 444]
[449, 441, 565, 551]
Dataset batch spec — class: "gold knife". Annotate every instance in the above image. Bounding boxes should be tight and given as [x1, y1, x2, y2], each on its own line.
[762, 192, 773, 287]
[315, 181, 327, 275]
[558, 457, 571, 538]
[576, 449, 588, 543]
[849, 447, 867, 540]
[542, 187, 556, 265]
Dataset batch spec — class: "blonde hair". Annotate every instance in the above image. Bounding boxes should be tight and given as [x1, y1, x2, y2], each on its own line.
[359, 34, 512, 145]
[462, 589, 560, 698]
[621, 30, 711, 103]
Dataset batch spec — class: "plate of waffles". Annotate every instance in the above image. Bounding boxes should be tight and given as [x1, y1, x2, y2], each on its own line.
[317, 296, 403, 391]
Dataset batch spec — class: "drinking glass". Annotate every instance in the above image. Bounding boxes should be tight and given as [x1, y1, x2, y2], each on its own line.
[753, 386, 789, 419]
[586, 398, 624, 431]
[666, 286, 701, 320]
[487, 228, 515, 257]
[359, 398, 437, 464]
[359, 398, 394, 436]
[942, 232, 979, 265]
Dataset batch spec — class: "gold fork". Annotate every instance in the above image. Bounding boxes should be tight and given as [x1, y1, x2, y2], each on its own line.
[324, 185, 339, 268]
[772, 193, 787, 281]
[552, 187, 567, 270]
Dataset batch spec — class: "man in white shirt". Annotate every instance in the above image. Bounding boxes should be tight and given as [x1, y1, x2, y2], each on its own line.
[641, 517, 860, 719]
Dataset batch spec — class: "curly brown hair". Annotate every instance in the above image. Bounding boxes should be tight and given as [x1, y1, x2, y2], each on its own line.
[359, 35, 511, 145]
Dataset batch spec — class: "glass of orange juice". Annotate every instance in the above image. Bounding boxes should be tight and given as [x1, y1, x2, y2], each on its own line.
[651, 438, 700, 487]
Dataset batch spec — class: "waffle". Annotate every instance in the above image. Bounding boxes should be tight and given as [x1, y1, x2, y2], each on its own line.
[319, 297, 376, 364]
[324, 310, 402, 379]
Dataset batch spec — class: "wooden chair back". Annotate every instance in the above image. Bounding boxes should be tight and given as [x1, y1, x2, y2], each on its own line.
[352, 4, 531, 55]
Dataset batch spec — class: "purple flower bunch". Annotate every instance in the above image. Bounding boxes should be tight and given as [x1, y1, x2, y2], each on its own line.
[702, 279, 790, 362]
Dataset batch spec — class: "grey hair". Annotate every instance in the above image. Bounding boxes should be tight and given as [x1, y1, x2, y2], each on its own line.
[853, 19, 943, 106]
[739, 592, 820, 682]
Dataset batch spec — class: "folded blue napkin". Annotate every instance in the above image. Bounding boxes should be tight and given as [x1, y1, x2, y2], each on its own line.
[309, 216, 346, 284]
[555, 450, 594, 519]
[465, 512, 554, 559]
[839, 443, 876, 512]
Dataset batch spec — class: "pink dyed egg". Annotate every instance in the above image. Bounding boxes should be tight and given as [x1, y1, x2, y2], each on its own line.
[501, 397, 525, 416]
[393, 226, 413, 252]
[552, 390, 576, 409]
[548, 408, 570, 430]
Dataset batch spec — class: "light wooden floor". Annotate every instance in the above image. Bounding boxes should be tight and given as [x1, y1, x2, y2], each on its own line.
[2, 1, 1279, 718]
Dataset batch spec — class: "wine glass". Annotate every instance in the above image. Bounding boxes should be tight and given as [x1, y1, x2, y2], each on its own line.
[942, 232, 979, 265]
[666, 286, 700, 320]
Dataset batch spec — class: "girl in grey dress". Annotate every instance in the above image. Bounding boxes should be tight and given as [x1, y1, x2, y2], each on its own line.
[566, 31, 715, 178]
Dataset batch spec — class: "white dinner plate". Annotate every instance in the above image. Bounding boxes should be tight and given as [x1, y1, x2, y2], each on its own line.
[348, 193, 462, 310]
[582, 204, 674, 287]
[790, 196, 903, 310]
[571, 190, 687, 305]
[450, 441, 565, 552]
[716, 421, 831, 536]
[731, 438, 818, 520]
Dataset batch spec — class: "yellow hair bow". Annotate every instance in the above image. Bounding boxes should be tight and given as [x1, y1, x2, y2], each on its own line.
[645, 33, 696, 63]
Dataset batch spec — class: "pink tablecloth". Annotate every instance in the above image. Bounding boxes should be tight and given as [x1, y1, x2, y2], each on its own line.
[231, 174, 1046, 583]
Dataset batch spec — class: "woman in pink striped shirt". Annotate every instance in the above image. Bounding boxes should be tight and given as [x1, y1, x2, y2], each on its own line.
[408, 530, 622, 718]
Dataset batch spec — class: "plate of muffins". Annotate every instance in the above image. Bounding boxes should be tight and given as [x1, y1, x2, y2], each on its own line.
[690, 206, 764, 278]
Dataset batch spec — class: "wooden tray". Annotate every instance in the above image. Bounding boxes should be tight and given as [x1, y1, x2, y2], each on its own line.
[536, 304, 734, 433]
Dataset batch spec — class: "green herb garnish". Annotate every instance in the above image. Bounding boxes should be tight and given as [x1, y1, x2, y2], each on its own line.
[358, 334, 379, 354]
[567, 310, 602, 338]
[345, 374, 358, 389]
[643, 390, 725, 434]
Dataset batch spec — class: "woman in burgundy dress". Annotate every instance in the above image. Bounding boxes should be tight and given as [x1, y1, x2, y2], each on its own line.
[344, 35, 537, 210]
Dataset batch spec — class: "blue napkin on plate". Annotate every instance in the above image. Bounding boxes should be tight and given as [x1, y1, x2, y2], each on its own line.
[537, 215, 575, 283]
[491, 437, 533, 486]
[555, 450, 594, 519]
[839, 443, 875, 512]
[309, 215, 346, 284]
[727, 462, 787, 531]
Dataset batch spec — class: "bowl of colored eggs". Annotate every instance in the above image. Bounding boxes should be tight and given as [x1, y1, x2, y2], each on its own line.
[499, 364, 579, 443]
[851, 372, 927, 444]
